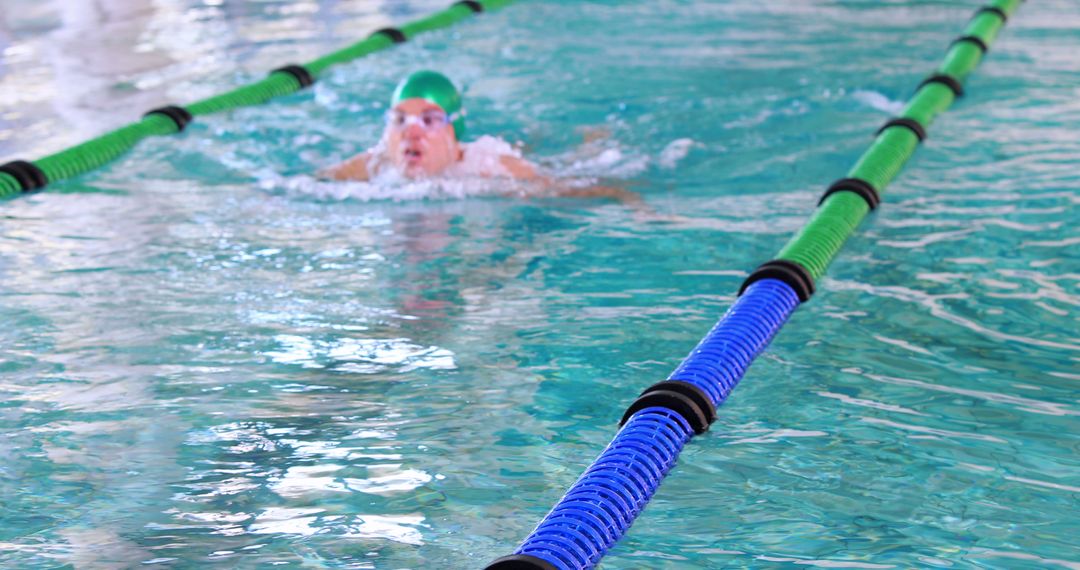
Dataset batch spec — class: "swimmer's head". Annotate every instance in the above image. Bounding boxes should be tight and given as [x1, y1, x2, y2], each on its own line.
[384, 71, 465, 178]
[391, 71, 465, 139]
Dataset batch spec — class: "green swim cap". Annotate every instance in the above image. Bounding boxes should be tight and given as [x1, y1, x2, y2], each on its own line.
[391, 70, 466, 139]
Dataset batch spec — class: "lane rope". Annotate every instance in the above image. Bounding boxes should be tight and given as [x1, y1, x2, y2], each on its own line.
[485, 2, 1022, 568]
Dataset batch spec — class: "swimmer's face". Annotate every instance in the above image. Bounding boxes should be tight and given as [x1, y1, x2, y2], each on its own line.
[384, 98, 460, 177]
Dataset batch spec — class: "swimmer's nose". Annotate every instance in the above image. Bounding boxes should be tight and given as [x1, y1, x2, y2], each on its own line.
[404, 123, 426, 139]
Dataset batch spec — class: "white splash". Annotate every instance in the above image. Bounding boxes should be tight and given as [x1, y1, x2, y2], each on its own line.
[852, 89, 905, 114]
[262, 135, 537, 202]
[658, 138, 699, 169]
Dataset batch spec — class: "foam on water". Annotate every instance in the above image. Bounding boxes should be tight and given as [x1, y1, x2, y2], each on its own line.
[258, 171, 518, 203]
[256, 133, 692, 202]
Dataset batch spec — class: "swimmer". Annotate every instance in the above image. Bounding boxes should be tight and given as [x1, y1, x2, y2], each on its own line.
[320, 71, 641, 203]
[321, 70, 537, 181]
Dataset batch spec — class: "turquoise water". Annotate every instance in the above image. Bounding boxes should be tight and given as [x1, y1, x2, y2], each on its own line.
[2, 0, 1078, 568]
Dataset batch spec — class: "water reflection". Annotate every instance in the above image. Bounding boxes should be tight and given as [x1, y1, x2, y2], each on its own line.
[266, 334, 456, 373]
[249, 509, 427, 546]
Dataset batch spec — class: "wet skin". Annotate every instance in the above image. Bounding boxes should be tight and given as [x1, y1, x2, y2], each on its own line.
[385, 98, 463, 178]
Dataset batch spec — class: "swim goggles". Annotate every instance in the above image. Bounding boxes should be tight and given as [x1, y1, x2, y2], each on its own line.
[385, 109, 462, 131]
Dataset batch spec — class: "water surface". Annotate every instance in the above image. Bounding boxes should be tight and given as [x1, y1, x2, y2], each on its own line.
[1, 0, 1078, 568]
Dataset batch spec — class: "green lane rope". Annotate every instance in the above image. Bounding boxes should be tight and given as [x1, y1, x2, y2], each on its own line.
[186, 74, 302, 117]
[777, 192, 869, 281]
[0, 0, 513, 199]
[757, 0, 1020, 291]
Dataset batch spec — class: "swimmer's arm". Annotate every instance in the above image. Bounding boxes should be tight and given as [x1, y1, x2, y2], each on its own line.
[318, 153, 371, 181]
[499, 155, 641, 203]
[552, 184, 643, 204]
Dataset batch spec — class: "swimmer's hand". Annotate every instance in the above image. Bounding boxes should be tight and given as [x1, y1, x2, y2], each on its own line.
[318, 153, 371, 181]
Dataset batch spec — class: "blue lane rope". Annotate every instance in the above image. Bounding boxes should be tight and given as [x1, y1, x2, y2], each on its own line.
[487, 279, 799, 570]
[668, 279, 801, 407]
[517, 409, 693, 569]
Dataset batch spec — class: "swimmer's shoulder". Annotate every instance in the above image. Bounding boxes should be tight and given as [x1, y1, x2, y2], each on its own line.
[320, 152, 372, 181]
[498, 154, 538, 180]
[461, 135, 538, 180]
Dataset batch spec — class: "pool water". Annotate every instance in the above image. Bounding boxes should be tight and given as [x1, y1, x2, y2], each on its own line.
[1, 0, 1078, 568]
